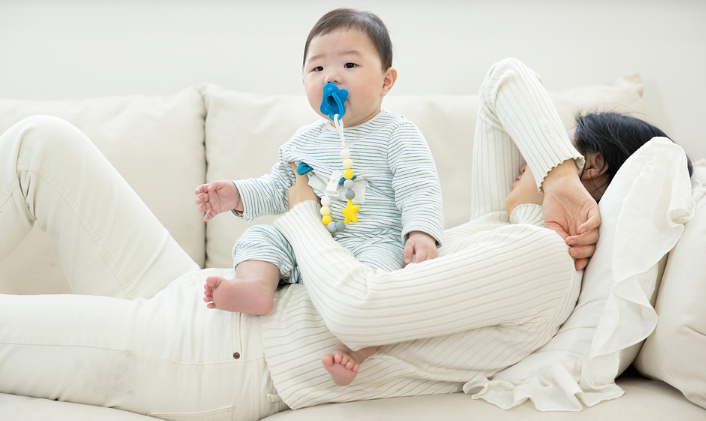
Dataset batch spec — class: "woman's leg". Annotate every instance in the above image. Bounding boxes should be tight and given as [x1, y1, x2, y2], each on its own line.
[0, 116, 199, 299]
[0, 269, 286, 420]
[470, 58, 582, 220]
[318, 240, 401, 386]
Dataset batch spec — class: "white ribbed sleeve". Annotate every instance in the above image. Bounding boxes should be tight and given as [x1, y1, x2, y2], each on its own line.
[470, 58, 585, 219]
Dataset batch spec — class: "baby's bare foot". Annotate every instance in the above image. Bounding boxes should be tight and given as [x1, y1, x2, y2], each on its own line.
[203, 276, 274, 315]
[321, 345, 362, 386]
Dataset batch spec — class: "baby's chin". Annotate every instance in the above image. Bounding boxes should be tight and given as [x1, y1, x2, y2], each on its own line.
[321, 114, 356, 127]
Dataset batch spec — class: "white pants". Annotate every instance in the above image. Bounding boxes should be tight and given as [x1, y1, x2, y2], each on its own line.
[0, 116, 286, 420]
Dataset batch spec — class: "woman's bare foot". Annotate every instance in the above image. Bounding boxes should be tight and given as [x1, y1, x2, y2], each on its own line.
[203, 276, 275, 315]
[321, 343, 378, 386]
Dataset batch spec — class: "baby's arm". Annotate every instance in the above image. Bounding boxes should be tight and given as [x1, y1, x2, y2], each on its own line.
[404, 231, 438, 264]
[196, 140, 298, 221]
[195, 180, 242, 221]
[230, 160, 296, 221]
[388, 122, 445, 263]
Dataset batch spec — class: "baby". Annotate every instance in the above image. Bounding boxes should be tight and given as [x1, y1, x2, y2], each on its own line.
[196, 8, 443, 386]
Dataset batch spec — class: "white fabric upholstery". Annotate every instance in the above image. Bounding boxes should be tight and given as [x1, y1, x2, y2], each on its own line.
[200, 73, 645, 269]
[0, 89, 207, 294]
[266, 372, 706, 421]
[2, 372, 701, 421]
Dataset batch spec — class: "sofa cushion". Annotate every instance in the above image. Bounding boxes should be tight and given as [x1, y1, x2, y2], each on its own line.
[0, 393, 152, 421]
[0, 88, 206, 294]
[2, 374, 704, 420]
[200, 73, 645, 269]
[634, 159, 706, 409]
[268, 372, 703, 421]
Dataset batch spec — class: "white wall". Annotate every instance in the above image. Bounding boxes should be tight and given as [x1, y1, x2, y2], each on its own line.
[1, 0, 704, 159]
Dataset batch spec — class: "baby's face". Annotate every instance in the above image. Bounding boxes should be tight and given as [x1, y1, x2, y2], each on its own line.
[303, 29, 396, 127]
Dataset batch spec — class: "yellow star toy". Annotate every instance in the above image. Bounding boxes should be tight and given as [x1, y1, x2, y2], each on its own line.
[341, 200, 360, 224]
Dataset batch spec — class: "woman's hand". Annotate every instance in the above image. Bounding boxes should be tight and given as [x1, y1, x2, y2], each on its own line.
[287, 162, 321, 209]
[542, 160, 601, 271]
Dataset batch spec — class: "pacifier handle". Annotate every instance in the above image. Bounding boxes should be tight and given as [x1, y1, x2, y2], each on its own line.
[320, 83, 348, 120]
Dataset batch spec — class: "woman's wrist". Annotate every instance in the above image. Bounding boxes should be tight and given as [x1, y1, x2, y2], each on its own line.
[542, 159, 580, 194]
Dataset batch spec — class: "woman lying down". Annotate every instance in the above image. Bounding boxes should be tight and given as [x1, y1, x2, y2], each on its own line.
[0, 57, 692, 420]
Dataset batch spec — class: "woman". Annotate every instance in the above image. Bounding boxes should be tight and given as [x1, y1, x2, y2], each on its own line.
[0, 59, 684, 420]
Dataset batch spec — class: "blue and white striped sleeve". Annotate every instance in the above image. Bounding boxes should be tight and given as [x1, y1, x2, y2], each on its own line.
[388, 122, 444, 247]
[231, 146, 295, 222]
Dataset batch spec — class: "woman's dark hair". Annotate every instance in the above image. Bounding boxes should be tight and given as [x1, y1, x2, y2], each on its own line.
[573, 112, 693, 193]
[303, 8, 393, 70]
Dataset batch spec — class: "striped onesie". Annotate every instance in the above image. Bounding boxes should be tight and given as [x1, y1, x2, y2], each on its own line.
[231, 109, 444, 283]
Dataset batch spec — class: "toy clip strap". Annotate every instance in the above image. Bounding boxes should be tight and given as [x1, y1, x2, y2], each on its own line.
[318, 83, 359, 235]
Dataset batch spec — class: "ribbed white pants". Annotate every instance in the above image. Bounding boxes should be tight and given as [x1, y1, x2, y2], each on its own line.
[0, 116, 285, 420]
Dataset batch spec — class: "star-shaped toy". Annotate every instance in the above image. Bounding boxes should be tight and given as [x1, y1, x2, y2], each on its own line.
[341, 200, 360, 224]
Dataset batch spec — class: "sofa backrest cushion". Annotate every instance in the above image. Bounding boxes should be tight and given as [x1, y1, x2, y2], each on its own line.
[200, 73, 645, 269]
[0, 88, 206, 294]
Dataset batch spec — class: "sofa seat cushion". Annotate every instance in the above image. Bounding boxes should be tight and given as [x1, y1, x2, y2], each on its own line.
[0, 393, 151, 421]
[266, 373, 705, 421]
[3, 374, 703, 421]
[0, 88, 206, 294]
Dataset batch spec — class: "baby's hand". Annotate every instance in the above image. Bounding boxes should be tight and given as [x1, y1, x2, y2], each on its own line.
[404, 231, 438, 264]
[194, 180, 242, 222]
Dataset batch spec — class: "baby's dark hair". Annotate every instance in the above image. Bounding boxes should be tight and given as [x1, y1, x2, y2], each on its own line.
[573, 111, 693, 193]
[303, 8, 393, 70]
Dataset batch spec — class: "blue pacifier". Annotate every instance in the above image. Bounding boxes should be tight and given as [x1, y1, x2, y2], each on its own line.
[320, 83, 348, 120]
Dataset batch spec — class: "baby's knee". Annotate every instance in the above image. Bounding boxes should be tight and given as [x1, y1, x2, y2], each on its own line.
[241, 224, 281, 236]
[232, 224, 290, 259]
[236, 225, 287, 247]
[232, 225, 299, 280]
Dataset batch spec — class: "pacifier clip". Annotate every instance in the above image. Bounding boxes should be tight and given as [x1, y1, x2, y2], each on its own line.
[298, 83, 359, 234]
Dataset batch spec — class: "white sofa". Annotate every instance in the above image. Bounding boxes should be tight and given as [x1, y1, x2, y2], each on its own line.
[1, 75, 705, 420]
